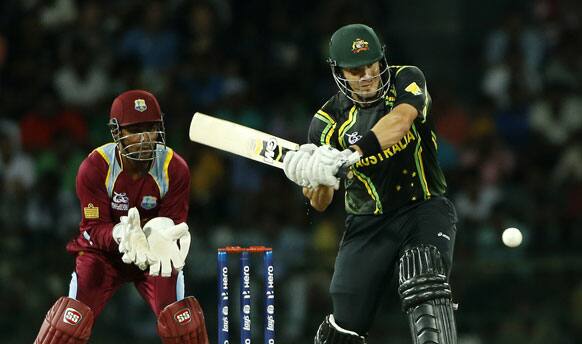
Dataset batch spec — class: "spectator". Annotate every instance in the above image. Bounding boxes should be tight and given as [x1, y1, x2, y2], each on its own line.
[530, 82, 582, 147]
[0, 120, 36, 231]
[53, 38, 111, 108]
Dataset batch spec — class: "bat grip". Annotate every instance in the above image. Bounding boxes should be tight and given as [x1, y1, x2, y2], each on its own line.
[336, 165, 349, 179]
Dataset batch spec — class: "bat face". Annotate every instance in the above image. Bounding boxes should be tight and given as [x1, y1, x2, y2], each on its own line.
[189, 112, 299, 169]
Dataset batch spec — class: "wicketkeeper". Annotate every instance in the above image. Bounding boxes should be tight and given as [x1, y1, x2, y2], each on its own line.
[34, 90, 209, 343]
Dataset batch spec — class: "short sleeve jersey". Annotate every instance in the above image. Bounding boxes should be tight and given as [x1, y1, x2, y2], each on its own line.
[67, 143, 190, 254]
[308, 66, 447, 215]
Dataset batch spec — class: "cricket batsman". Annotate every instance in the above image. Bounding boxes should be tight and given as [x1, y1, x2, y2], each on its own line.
[283, 24, 459, 343]
[34, 90, 209, 343]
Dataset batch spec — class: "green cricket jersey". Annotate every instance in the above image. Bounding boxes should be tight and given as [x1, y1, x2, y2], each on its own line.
[308, 65, 447, 215]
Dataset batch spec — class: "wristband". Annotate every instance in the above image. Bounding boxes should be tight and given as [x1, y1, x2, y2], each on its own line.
[354, 131, 382, 157]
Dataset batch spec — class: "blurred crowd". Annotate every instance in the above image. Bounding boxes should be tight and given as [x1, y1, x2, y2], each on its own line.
[1, 0, 581, 343]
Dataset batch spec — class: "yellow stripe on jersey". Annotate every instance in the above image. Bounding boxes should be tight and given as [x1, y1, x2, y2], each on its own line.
[421, 83, 429, 122]
[314, 113, 328, 124]
[352, 168, 383, 214]
[395, 65, 412, 76]
[412, 124, 430, 198]
[315, 110, 337, 145]
[95, 144, 112, 190]
[431, 131, 438, 150]
[417, 146, 430, 197]
[338, 106, 357, 149]
[163, 148, 174, 192]
[317, 109, 334, 123]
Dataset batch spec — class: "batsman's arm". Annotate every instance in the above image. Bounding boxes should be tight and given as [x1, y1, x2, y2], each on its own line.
[303, 185, 334, 212]
[351, 104, 417, 157]
[352, 66, 427, 157]
[371, 104, 418, 147]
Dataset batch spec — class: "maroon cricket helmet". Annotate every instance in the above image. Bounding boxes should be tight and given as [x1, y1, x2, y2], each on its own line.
[109, 89, 163, 127]
[108, 89, 166, 161]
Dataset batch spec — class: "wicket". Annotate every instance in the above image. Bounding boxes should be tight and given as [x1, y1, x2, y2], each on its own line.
[218, 246, 275, 344]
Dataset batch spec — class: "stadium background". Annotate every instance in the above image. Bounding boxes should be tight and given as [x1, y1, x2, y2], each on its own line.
[1, 0, 581, 342]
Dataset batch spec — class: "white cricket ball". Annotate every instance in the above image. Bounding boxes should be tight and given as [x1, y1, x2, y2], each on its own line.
[502, 227, 523, 248]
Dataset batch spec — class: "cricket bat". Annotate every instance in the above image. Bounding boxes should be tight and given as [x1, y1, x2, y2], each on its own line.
[188, 112, 299, 169]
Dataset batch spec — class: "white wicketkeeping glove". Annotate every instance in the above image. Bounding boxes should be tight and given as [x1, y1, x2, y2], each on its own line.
[283, 143, 317, 187]
[143, 217, 191, 277]
[303, 145, 362, 189]
[112, 207, 150, 270]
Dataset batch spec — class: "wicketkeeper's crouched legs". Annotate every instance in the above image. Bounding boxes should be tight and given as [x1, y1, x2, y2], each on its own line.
[399, 245, 457, 344]
[157, 296, 209, 344]
[34, 297, 94, 344]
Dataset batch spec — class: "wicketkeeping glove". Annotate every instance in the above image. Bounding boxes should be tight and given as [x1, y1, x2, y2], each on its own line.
[113, 207, 150, 270]
[143, 217, 191, 277]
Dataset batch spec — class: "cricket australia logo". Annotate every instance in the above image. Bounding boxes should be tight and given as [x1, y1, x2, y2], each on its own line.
[134, 98, 147, 112]
[346, 131, 363, 145]
[351, 38, 369, 53]
[112, 192, 129, 211]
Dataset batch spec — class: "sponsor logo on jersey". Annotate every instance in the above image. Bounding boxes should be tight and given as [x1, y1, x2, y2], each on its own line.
[112, 192, 129, 211]
[405, 82, 423, 96]
[174, 308, 192, 324]
[83, 203, 99, 219]
[63, 307, 82, 325]
[346, 131, 363, 145]
[141, 195, 157, 210]
[134, 98, 147, 112]
[351, 38, 369, 53]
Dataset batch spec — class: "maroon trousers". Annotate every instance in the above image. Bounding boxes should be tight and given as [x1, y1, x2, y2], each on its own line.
[70, 251, 181, 317]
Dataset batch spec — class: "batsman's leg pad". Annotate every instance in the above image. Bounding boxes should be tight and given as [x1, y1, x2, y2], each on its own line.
[314, 314, 367, 344]
[398, 245, 457, 344]
[157, 296, 209, 344]
[34, 296, 94, 344]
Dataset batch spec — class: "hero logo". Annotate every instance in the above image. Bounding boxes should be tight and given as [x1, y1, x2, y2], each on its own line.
[264, 138, 278, 161]
[174, 308, 192, 324]
[63, 307, 82, 325]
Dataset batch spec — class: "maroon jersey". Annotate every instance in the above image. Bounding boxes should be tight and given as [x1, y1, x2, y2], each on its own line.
[67, 142, 190, 255]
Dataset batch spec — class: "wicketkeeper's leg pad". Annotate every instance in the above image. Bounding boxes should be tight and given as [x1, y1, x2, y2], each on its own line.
[34, 296, 94, 344]
[157, 296, 209, 344]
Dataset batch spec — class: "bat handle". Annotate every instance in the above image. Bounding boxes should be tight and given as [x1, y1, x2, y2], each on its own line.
[336, 164, 350, 179]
